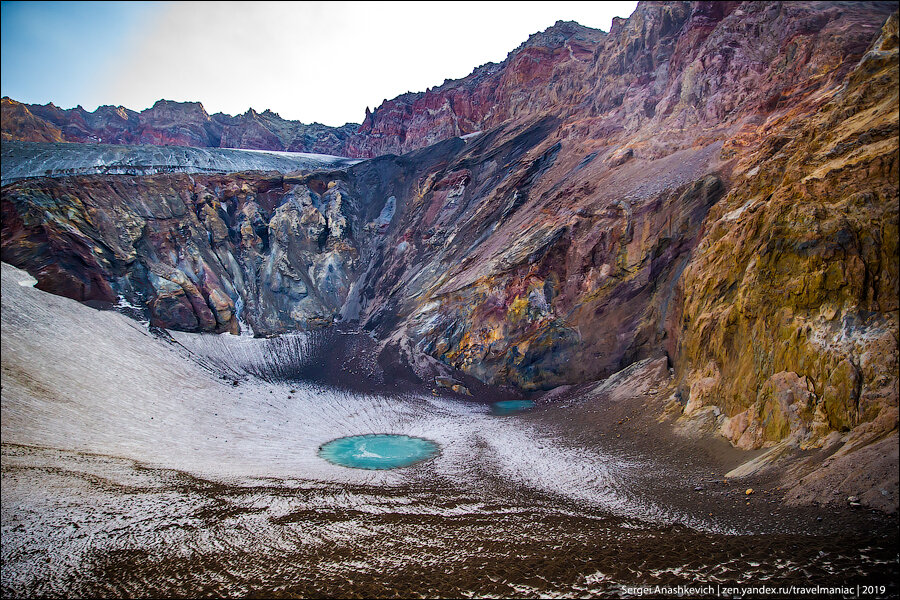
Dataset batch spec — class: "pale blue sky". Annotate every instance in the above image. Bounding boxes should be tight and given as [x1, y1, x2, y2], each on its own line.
[1, 2, 158, 108]
[2, 1, 638, 126]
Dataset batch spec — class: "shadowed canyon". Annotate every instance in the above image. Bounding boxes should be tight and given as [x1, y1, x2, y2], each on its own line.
[2, 1, 898, 597]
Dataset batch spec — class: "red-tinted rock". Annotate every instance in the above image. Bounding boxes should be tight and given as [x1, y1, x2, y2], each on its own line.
[2, 98, 358, 156]
[1, 98, 65, 143]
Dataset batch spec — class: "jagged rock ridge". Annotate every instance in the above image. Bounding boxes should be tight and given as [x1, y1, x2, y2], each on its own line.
[1, 97, 360, 155]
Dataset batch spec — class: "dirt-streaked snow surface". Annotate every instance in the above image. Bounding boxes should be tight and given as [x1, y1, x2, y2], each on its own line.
[1, 141, 360, 184]
[1, 261, 626, 492]
[2, 262, 896, 597]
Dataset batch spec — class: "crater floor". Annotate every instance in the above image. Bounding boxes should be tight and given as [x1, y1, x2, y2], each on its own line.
[1, 263, 896, 597]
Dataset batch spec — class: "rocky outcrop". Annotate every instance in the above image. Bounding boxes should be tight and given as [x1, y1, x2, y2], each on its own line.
[340, 118, 729, 390]
[2, 2, 897, 466]
[1, 97, 66, 143]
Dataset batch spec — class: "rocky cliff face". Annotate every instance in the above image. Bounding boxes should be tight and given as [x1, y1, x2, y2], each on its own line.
[2, 170, 367, 335]
[344, 20, 608, 158]
[2, 1, 897, 464]
[675, 8, 899, 453]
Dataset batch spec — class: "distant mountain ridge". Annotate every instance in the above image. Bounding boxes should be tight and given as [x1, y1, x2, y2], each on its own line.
[1, 20, 607, 158]
[1, 97, 360, 156]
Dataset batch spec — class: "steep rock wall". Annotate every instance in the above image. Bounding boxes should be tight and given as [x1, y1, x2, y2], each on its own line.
[675, 11, 899, 450]
[2, 171, 367, 335]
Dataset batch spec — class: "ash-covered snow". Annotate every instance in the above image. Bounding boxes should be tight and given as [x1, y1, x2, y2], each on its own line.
[1, 261, 708, 523]
[374, 195, 396, 226]
[13, 271, 37, 287]
[1, 141, 361, 184]
[2, 261, 890, 596]
[236, 147, 363, 164]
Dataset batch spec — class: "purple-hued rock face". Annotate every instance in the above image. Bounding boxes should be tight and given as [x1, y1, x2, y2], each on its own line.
[1, 2, 897, 453]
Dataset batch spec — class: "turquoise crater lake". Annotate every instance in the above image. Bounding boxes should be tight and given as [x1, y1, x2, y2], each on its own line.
[491, 400, 535, 415]
[318, 434, 440, 470]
